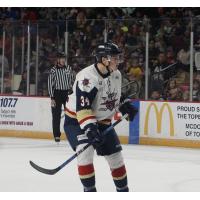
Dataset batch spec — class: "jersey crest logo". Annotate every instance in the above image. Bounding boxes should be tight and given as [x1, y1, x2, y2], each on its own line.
[100, 92, 118, 111]
[81, 78, 91, 88]
[100, 99, 118, 111]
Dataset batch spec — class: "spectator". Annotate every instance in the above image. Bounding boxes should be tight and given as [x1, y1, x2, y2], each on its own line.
[151, 52, 169, 92]
[76, 10, 87, 29]
[182, 90, 190, 101]
[1, 7, 200, 102]
[166, 48, 176, 64]
[0, 48, 9, 74]
[175, 68, 190, 86]
[17, 71, 27, 95]
[127, 59, 143, 81]
[4, 72, 12, 93]
[194, 72, 200, 83]
[150, 90, 164, 100]
[149, 40, 160, 62]
[177, 43, 190, 72]
[22, 8, 38, 22]
[192, 79, 200, 101]
[126, 59, 143, 98]
[164, 79, 182, 100]
[13, 59, 21, 75]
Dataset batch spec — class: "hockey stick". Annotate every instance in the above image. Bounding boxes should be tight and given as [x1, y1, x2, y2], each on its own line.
[29, 113, 129, 175]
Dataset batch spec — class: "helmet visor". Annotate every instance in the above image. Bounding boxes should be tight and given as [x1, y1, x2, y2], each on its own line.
[108, 54, 124, 64]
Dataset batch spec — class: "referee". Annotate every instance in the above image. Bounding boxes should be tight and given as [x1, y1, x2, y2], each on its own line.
[48, 52, 75, 143]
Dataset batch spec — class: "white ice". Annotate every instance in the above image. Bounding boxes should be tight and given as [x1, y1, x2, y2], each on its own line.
[0, 137, 200, 192]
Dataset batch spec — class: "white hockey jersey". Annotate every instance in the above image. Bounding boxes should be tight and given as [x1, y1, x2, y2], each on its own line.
[65, 64, 122, 130]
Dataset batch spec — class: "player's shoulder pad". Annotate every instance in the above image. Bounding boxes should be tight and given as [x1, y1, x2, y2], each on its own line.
[76, 68, 99, 93]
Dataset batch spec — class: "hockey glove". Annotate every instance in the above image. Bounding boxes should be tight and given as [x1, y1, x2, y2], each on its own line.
[119, 100, 138, 121]
[84, 123, 104, 148]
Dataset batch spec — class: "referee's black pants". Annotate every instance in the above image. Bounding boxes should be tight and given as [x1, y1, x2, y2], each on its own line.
[51, 90, 68, 138]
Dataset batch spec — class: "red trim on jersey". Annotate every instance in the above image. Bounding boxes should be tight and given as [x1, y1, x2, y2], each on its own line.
[78, 164, 94, 175]
[79, 115, 96, 125]
[112, 165, 126, 178]
[65, 107, 76, 116]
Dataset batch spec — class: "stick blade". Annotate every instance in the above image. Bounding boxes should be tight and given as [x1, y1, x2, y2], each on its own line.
[29, 160, 59, 175]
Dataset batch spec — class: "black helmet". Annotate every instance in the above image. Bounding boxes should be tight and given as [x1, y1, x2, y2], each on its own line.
[57, 52, 66, 58]
[95, 42, 121, 56]
[95, 42, 122, 62]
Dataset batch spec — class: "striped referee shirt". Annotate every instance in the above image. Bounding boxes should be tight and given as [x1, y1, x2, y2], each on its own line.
[48, 65, 75, 99]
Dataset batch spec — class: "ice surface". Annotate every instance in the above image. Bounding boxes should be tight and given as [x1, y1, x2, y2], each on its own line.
[0, 137, 200, 192]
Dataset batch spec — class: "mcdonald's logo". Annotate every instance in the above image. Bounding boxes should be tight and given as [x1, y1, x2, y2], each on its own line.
[144, 103, 174, 136]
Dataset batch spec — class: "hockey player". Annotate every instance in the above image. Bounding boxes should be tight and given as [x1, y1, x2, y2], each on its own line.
[64, 42, 137, 192]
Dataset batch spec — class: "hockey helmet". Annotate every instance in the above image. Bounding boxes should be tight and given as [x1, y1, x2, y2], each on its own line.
[95, 42, 123, 63]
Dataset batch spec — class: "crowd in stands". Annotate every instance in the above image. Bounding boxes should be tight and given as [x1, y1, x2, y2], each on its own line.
[1, 7, 200, 101]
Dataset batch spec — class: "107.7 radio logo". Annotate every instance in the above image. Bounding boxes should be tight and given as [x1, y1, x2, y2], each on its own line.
[0, 97, 18, 108]
[0, 97, 18, 119]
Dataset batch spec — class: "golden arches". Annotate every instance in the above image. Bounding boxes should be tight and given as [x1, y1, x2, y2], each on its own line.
[144, 103, 174, 137]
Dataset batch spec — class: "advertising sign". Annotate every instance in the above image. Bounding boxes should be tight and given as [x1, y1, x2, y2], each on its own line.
[0, 96, 129, 140]
[140, 101, 200, 141]
[0, 96, 56, 132]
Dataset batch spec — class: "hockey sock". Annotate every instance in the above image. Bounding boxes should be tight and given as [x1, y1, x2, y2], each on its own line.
[78, 164, 96, 192]
[111, 165, 129, 192]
